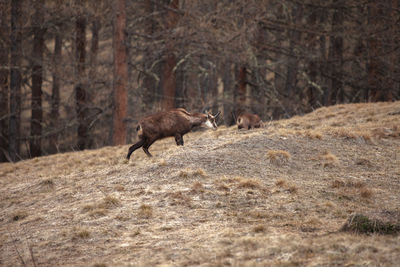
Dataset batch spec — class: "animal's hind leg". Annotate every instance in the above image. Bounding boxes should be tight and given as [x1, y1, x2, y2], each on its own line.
[175, 134, 184, 146]
[126, 139, 144, 159]
[142, 140, 155, 157]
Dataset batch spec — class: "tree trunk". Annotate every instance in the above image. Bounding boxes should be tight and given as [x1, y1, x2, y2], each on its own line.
[112, 0, 128, 145]
[367, 1, 392, 102]
[50, 28, 62, 153]
[328, 1, 344, 105]
[0, 0, 9, 162]
[161, 0, 179, 110]
[75, 16, 88, 150]
[236, 66, 247, 113]
[89, 19, 100, 83]
[284, 3, 303, 96]
[305, 9, 319, 110]
[222, 62, 234, 125]
[30, 0, 45, 158]
[9, 0, 23, 161]
[142, 0, 157, 112]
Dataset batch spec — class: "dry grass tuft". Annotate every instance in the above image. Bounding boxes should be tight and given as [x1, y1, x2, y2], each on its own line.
[267, 150, 291, 165]
[304, 130, 323, 139]
[275, 179, 287, 187]
[355, 158, 373, 167]
[253, 225, 266, 233]
[331, 179, 365, 189]
[138, 204, 153, 219]
[274, 178, 297, 193]
[72, 227, 91, 240]
[237, 178, 263, 190]
[360, 187, 374, 199]
[114, 185, 125, 192]
[82, 196, 120, 216]
[39, 178, 55, 190]
[99, 195, 120, 209]
[319, 151, 338, 167]
[89, 209, 107, 217]
[167, 191, 192, 207]
[81, 204, 96, 213]
[215, 182, 230, 192]
[178, 168, 207, 179]
[287, 184, 298, 194]
[341, 214, 400, 235]
[191, 181, 205, 194]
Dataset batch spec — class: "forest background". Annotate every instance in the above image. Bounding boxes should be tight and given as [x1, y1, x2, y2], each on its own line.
[0, 0, 399, 162]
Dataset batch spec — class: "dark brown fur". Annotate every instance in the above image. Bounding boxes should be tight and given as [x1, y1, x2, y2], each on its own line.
[237, 113, 262, 130]
[127, 108, 220, 159]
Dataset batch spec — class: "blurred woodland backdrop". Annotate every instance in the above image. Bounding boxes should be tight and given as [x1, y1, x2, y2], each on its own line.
[0, 0, 399, 162]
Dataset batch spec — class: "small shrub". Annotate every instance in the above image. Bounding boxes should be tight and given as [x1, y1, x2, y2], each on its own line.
[341, 214, 400, 235]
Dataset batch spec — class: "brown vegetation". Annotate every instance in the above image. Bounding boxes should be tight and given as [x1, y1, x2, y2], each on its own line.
[0, 102, 399, 266]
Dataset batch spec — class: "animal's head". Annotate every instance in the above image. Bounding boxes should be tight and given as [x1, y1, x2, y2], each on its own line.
[204, 111, 221, 130]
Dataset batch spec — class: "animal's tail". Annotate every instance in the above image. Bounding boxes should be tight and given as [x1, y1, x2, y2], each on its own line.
[136, 124, 143, 137]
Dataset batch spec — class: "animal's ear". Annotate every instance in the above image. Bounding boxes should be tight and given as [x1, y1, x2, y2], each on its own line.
[214, 111, 221, 119]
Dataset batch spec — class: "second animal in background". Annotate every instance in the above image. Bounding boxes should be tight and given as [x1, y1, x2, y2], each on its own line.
[235, 112, 263, 130]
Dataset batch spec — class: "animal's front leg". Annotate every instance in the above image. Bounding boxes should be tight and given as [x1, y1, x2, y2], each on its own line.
[126, 139, 144, 159]
[175, 134, 184, 146]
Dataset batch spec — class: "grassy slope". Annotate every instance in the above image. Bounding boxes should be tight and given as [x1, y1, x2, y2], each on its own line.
[1, 102, 399, 266]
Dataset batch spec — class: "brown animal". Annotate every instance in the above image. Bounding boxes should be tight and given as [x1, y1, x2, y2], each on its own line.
[127, 108, 220, 159]
[236, 113, 262, 130]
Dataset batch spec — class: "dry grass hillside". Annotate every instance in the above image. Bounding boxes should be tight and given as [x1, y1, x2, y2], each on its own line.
[1, 102, 400, 266]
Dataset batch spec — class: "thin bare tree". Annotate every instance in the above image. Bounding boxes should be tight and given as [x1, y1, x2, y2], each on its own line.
[112, 0, 128, 145]
[30, 0, 46, 157]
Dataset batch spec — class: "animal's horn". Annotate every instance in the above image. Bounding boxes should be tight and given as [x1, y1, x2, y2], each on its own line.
[214, 111, 221, 118]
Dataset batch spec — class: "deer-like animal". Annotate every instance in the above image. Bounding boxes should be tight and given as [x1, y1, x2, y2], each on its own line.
[236, 112, 262, 130]
[126, 108, 220, 159]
